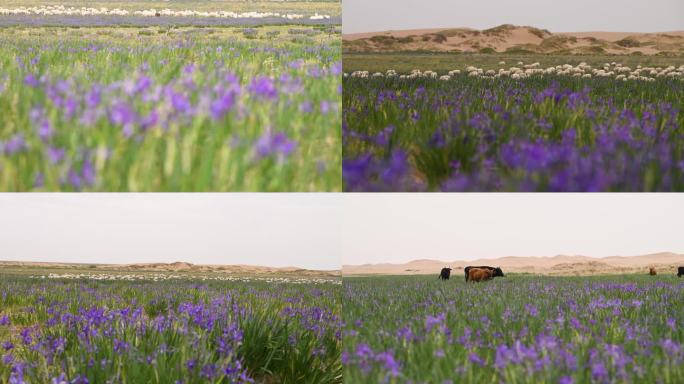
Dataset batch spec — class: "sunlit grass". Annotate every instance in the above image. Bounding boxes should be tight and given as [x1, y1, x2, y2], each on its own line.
[0, 26, 341, 191]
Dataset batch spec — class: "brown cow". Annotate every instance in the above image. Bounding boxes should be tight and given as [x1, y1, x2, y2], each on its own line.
[649, 267, 657, 276]
[468, 268, 494, 282]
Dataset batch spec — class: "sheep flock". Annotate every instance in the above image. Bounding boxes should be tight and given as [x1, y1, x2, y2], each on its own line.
[36, 273, 340, 285]
[0, 5, 331, 20]
[346, 62, 684, 82]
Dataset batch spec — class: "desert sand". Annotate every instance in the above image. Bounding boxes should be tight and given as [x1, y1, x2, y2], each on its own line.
[343, 252, 684, 276]
[0, 260, 341, 277]
[343, 24, 684, 55]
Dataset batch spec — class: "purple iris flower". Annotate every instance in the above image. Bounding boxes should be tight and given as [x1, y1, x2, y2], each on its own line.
[47, 146, 65, 164]
[248, 77, 278, 100]
[24, 73, 40, 87]
[109, 101, 136, 126]
[38, 120, 53, 141]
[86, 85, 102, 108]
[67, 168, 82, 190]
[33, 172, 44, 188]
[210, 92, 235, 120]
[82, 158, 96, 186]
[320, 101, 331, 114]
[171, 92, 191, 114]
[140, 110, 159, 131]
[254, 131, 296, 159]
[134, 75, 152, 94]
[4, 134, 26, 155]
[374, 351, 400, 377]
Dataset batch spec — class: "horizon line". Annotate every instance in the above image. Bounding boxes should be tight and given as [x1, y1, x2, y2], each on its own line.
[343, 251, 683, 266]
[343, 24, 684, 35]
[0, 259, 340, 272]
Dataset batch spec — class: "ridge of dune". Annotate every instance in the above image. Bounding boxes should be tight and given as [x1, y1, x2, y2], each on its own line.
[0, 260, 340, 276]
[343, 24, 684, 56]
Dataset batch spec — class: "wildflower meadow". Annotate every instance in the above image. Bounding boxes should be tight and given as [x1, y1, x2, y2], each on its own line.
[343, 274, 684, 383]
[0, 271, 342, 383]
[343, 61, 684, 191]
[0, 17, 341, 191]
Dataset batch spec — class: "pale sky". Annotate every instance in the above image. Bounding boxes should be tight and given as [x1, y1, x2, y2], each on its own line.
[342, 194, 684, 265]
[0, 194, 341, 270]
[343, 0, 684, 34]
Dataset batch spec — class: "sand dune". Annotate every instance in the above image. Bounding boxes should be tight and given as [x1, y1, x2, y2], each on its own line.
[343, 24, 684, 56]
[0, 260, 341, 277]
[343, 252, 684, 276]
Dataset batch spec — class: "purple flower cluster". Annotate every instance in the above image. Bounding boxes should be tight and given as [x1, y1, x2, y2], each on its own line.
[343, 276, 684, 382]
[1, 37, 341, 191]
[342, 344, 401, 379]
[0, 277, 341, 383]
[254, 131, 297, 160]
[343, 78, 684, 191]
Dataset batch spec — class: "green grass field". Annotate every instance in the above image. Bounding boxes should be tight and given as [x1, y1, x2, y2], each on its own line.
[342, 52, 684, 191]
[0, 26, 341, 191]
[343, 274, 684, 383]
[0, 271, 342, 383]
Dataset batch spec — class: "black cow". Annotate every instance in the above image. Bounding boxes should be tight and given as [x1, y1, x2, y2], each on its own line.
[439, 267, 452, 280]
[678, 267, 684, 277]
[464, 266, 504, 282]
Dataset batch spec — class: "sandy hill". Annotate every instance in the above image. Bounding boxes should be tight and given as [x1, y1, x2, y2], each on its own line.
[0, 260, 340, 277]
[343, 24, 684, 56]
[343, 252, 684, 276]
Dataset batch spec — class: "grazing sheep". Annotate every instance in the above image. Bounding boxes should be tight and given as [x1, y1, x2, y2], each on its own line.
[347, 61, 681, 83]
[0, 5, 328, 20]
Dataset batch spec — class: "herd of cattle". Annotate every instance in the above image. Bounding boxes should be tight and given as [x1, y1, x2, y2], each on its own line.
[440, 266, 684, 282]
[439, 266, 505, 282]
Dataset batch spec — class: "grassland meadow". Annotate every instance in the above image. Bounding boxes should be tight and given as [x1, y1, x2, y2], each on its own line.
[0, 272, 342, 383]
[343, 60, 684, 192]
[342, 274, 684, 383]
[0, 8, 341, 191]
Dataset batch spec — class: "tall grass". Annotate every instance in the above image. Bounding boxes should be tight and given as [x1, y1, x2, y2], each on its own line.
[0, 26, 341, 191]
[0, 274, 342, 383]
[343, 274, 684, 383]
[343, 75, 684, 191]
